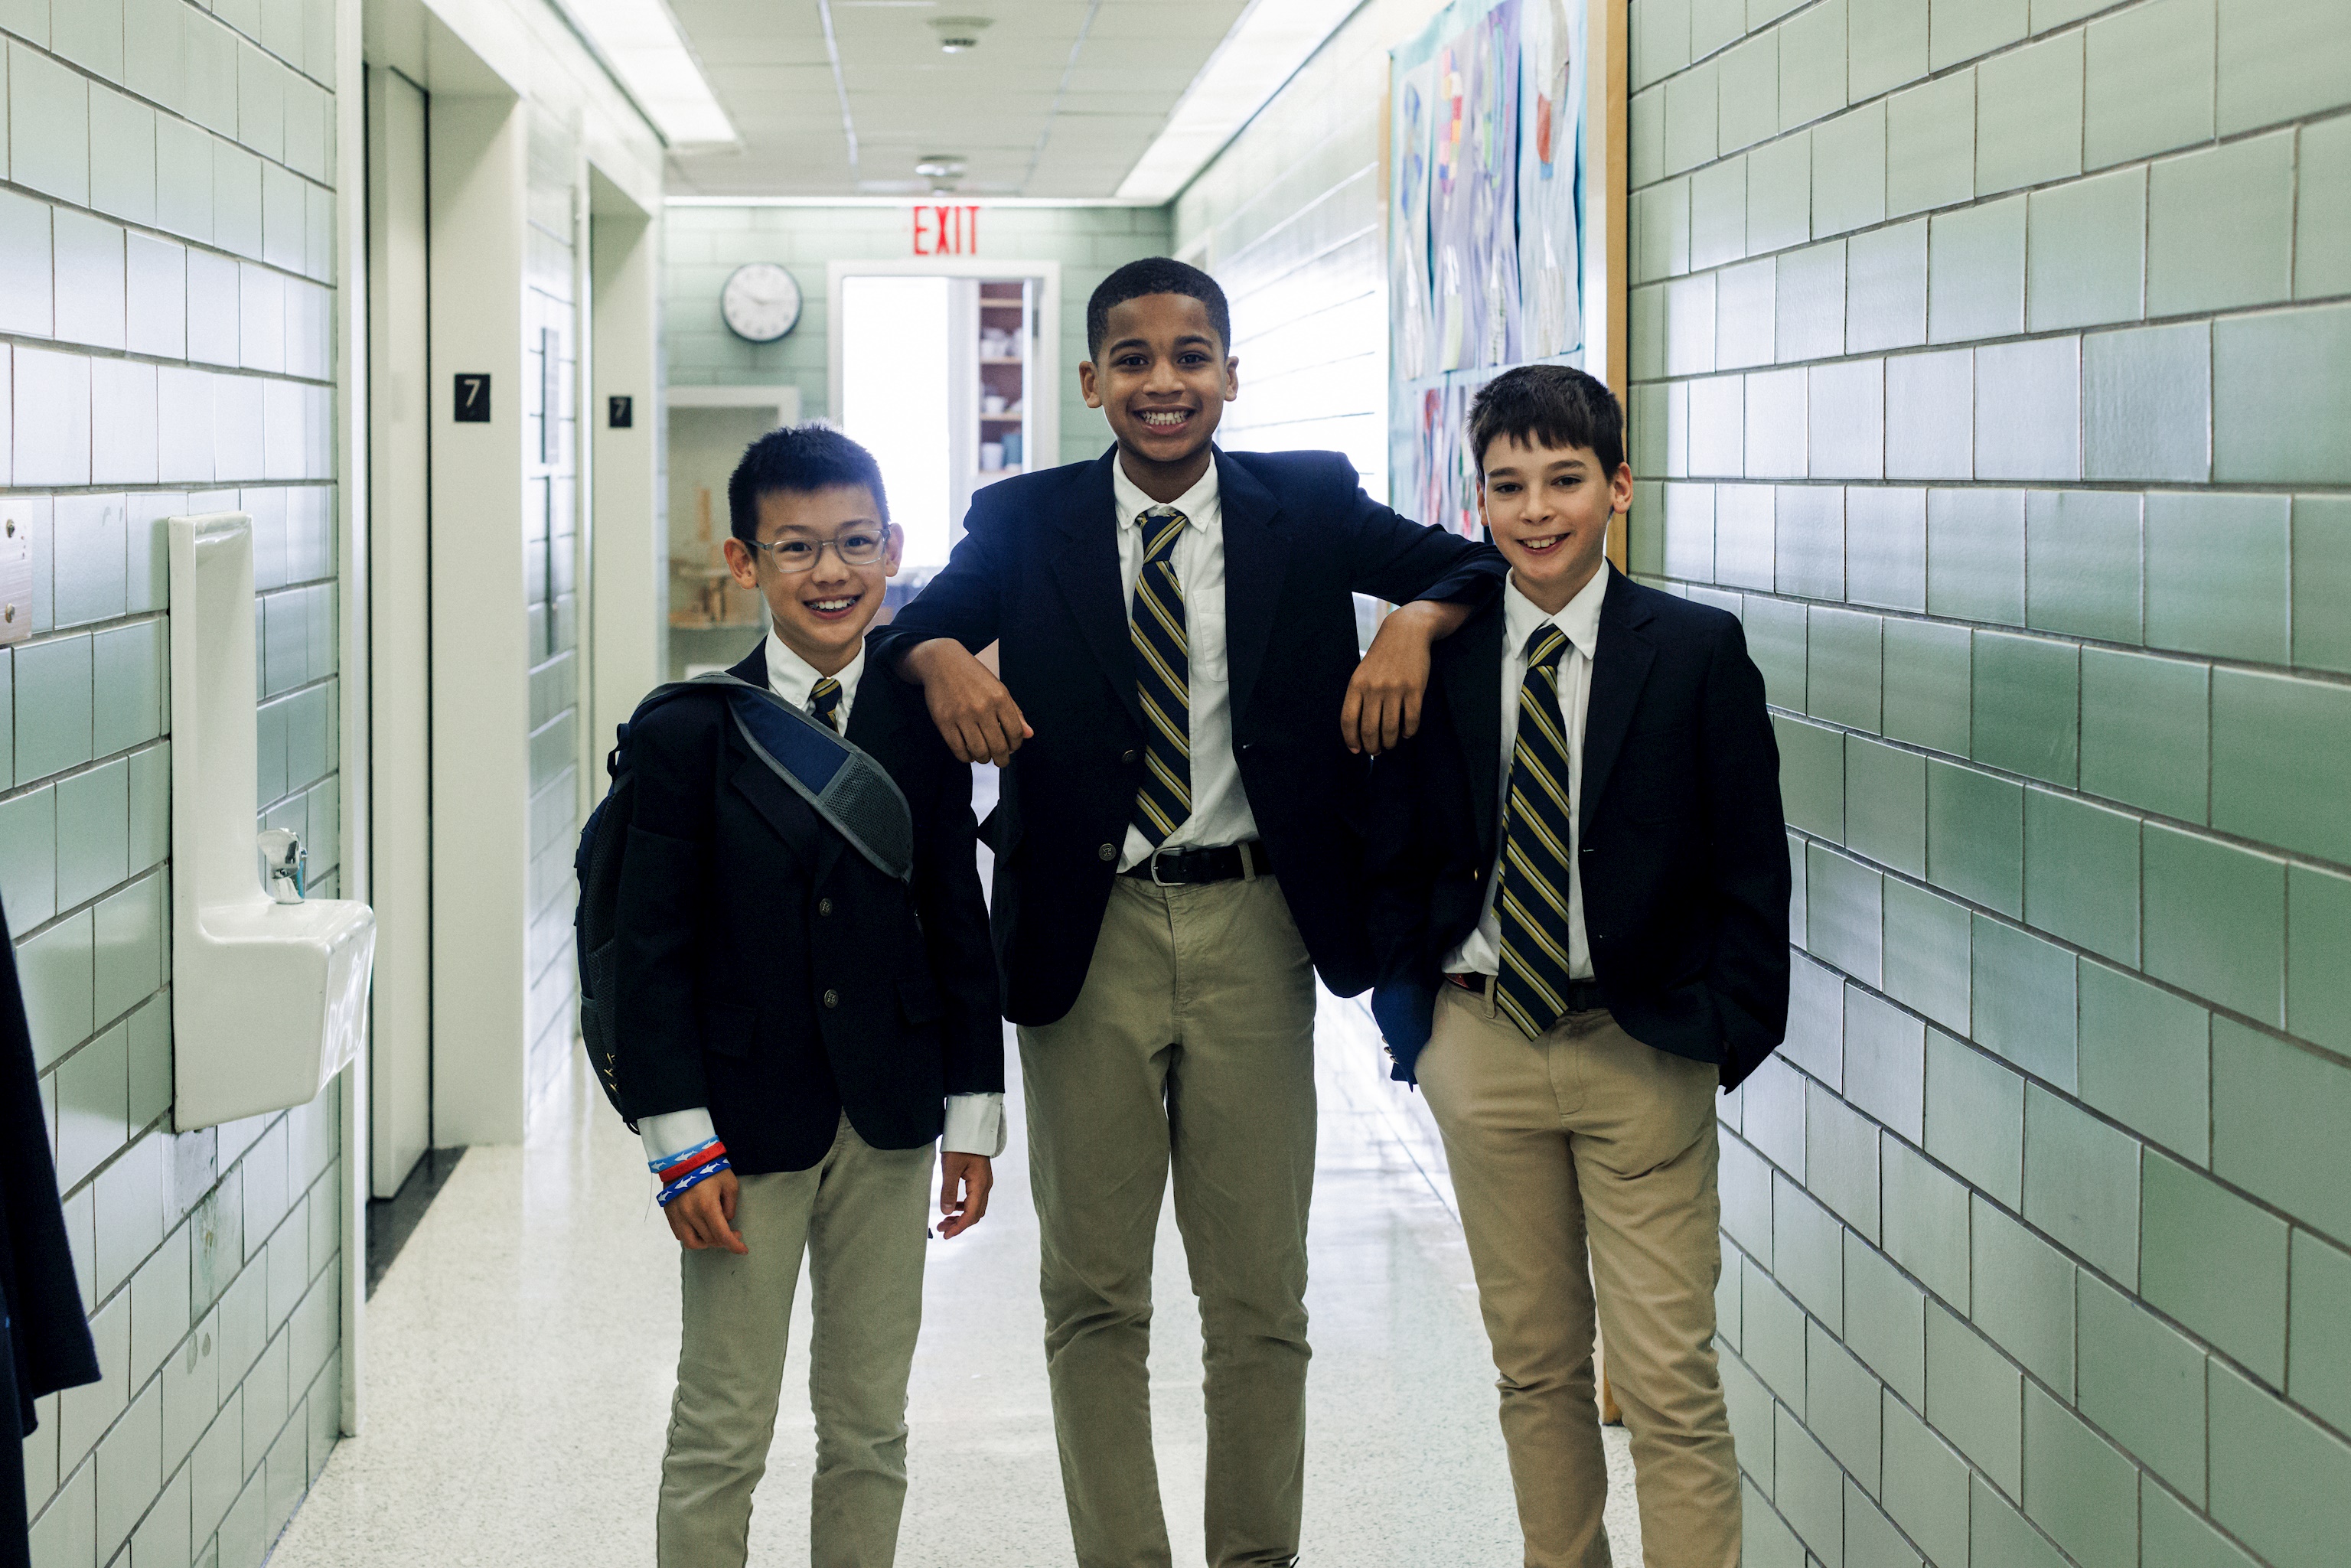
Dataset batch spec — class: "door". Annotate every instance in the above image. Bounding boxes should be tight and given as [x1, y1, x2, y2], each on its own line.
[367, 67, 432, 1198]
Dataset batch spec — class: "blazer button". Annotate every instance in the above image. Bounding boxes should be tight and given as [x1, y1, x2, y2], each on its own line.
[823, 989, 840, 1009]
[1122, 748, 1139, 764]
[1098, 843, 1117, 861]
[817, 897, 833, 916]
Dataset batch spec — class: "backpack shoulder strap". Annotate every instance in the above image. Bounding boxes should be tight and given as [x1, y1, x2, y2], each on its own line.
[648, 672, 917, 884]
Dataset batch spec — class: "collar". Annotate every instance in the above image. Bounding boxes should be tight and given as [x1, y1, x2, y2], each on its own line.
[1112, 450, 1220, 533]
[1503, 563, 1609, 663]
[763, 628, 866, 716]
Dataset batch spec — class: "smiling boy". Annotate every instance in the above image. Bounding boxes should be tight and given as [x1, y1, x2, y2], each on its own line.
[1362, 365, 1789, 1566]
[609, 426, 1003, 1567]
[866, 258, 1506, 1567]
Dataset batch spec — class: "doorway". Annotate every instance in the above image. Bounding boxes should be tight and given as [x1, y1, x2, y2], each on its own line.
[828, 259, 1062, 588]
[662, 388, 798, 680]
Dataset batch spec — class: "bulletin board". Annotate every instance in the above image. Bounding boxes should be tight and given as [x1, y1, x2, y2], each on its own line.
[1387, 0, 1628, 561]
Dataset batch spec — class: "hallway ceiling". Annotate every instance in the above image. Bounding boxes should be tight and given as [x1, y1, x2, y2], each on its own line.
[661, 0, 1251, 200]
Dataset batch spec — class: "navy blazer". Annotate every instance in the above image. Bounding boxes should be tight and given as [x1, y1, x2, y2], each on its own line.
[1364, 569, 1792, 1090]
[609, 641, 1002, 1172]
[869, 445, 1507, 1026]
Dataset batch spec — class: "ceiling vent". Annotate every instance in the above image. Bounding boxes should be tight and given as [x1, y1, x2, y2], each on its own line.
[929, 15, 991, 52]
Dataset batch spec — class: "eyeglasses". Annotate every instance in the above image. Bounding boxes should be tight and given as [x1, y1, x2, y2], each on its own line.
[745, 527, 890, 573]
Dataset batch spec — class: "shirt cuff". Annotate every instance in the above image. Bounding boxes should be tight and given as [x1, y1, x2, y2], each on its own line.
[641, 1107, 719, 1169]
[941, 1093, 1006, 1158]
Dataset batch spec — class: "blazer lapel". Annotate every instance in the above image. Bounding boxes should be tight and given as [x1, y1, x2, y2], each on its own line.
[1216, 450, 1287, 730]
[1580, 568, 1657, 836]
[1440, 602, 1505, 859]
[1048, 448, 1145, 731]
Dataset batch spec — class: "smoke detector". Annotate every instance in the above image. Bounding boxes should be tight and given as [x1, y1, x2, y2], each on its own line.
[929, 15, 991, 51]
[915, 155, 967, 192]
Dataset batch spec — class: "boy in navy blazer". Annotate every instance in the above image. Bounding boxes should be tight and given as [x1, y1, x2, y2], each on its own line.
[611, 427, 1003, 1568]
[1364, 366, 1789, 1566]
[869, 258, 1505, 1567]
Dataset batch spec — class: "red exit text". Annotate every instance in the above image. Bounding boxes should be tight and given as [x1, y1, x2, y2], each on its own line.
[912, 204, 982, 256]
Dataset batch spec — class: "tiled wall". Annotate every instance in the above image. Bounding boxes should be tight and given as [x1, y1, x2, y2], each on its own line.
[1624, 0, 2351, 1563]
[1170, 0, 1436, 502]
[523, 109, 579, 1115]
[663, 204, 1173, 468]
[2, 1, 347, 1566]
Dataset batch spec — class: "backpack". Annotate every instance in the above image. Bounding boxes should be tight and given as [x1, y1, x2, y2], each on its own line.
[573, 673, 915, 1120]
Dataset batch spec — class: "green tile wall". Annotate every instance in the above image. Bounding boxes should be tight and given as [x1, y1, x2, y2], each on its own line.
[1630, 0, 2351, 1554]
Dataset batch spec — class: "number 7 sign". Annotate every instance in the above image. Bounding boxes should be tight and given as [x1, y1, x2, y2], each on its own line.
[454, 374, 492, 422]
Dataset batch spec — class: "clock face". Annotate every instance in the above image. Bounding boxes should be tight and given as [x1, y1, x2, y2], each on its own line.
[721, 262, 802, 343]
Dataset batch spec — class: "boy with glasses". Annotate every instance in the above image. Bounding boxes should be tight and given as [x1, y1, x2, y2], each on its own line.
[609, 425, 1003, 1567]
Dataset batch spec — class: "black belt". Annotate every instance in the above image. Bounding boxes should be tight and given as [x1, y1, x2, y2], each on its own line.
[1120, 840, 1274, 885]
[1446, 971, 1606, 1015]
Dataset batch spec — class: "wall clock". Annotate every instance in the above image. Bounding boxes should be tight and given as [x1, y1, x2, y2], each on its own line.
[720, 262, 802, 343]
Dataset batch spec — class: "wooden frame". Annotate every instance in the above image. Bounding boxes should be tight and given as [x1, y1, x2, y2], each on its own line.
[1588, 0, 1630, 570]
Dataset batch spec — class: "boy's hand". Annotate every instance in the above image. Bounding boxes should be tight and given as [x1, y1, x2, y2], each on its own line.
[937, 1153, 993, 1238]
[1344, 600, 1467, 755]
[665, 1169, 749, 1254]
[903, 639, 1032, 764]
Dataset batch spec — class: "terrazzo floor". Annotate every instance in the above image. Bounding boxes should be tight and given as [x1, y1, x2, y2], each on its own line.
[272, 1001, 1641, 1566]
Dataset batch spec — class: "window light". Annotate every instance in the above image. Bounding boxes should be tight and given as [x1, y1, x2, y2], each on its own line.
[1114, 0, 1360, 204]
[560, 0, 739, 148]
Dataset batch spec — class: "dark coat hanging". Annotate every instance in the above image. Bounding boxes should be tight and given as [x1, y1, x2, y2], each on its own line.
[2, 893, 101, 1565]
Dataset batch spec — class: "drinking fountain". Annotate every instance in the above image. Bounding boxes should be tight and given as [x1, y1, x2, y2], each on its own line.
[168, 513, 377, 1130]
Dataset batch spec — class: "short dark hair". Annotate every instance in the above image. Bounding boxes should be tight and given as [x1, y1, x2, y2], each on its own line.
[1467, 364, 1625, 476]
[725, 424, 890, 544]
[1085, 257, 1232, 361]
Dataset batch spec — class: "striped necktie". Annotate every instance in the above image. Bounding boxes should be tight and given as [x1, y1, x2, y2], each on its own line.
[1128, 507, 1192, 849]
[1495, 624, 1580, 1040]
[809, 676, 843, 732]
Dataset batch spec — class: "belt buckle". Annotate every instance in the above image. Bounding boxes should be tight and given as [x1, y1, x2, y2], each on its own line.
[1149, 849, 1177, 887]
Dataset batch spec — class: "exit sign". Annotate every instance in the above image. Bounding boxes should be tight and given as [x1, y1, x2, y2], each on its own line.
[913, 204, 982, 256]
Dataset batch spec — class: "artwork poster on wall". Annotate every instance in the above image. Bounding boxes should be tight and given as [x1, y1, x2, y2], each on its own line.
[1390, 0, 1588, 536]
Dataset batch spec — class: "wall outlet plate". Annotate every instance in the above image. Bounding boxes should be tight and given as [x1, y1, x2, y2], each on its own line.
[0, 513, 29, 645]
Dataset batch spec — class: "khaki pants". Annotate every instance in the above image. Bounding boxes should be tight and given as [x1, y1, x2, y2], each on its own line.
[1417, 983, 1739, 1568]
[1019, 873, 1319, 1568]
[657, 1114, 934, 1568]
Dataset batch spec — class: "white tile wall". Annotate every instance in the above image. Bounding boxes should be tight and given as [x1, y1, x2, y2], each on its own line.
[54, 209, 129, 349]
[5, 5, 349, 1564]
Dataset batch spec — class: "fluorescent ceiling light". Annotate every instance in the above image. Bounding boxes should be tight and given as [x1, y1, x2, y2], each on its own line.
[1114, 0, 1360, 204]
[561, 0, 738, 147]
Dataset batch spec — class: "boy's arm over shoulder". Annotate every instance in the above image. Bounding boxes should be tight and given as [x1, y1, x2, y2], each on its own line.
[611, 698, 723, 1123]
[1689, 604, 1793, 1071]
[905, 699, 1006, 1107]
[868, 487, 1008, 665]
[1298, 451, 1506, 609]
[1361, 712, 1445, 983]
[866, 494, 1032, 764]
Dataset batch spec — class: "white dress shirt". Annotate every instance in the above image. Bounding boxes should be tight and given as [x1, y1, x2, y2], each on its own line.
[1441, 566, 1609, 981]
[640, 630, 1007, 1167]
[1110, 456, 1261, 871]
